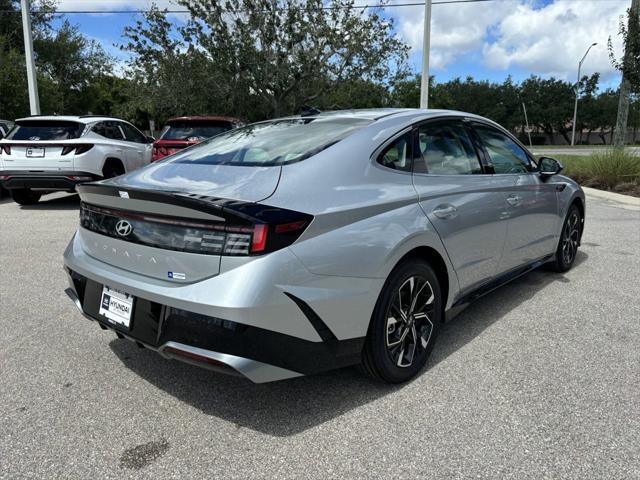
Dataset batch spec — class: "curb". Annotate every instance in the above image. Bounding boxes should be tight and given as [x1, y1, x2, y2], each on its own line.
[583, 186, 640, 210]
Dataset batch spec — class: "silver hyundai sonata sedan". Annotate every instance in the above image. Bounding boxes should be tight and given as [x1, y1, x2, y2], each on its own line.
[63, 109, 585, 383]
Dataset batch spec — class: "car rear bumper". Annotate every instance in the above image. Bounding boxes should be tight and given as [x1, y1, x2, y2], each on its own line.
[62, 232, 377, 382]
[64, 268, 365, 382]
[0, 171, 100, 191]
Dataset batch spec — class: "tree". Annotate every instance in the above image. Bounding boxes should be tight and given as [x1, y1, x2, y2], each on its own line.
[520, 76, 574, 144]
[0, 1, 118, 119]
[34, 21, 113, 114]
[609, 1, 640, 147]
[121, 0, 409, 123]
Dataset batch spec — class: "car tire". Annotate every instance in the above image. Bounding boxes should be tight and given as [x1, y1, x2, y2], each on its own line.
[362, 258, 442, 383]
[11, 188, 41, 206]
[548, 204, 582, 273]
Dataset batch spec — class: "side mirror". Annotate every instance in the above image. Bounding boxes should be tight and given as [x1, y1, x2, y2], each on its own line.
[146, 135, 155, 144]
[539, 156, 563, 178]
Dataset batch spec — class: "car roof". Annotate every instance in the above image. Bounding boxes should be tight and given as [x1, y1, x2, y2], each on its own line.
[166, 116, 241, 124]
[283, 108, 486, 123]
[14, 115, 129, 124]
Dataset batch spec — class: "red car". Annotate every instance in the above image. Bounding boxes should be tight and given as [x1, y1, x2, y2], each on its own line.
[152, 116, 242, 161]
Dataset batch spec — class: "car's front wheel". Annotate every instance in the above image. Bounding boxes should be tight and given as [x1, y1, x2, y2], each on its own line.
[548, 204, 582, 272]
[362, 258, 442, 383]
[11, 188, 41, 206]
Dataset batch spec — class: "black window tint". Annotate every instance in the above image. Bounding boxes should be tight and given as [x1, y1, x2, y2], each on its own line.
[7, 120, 84, 140]
[93, 121, 124, 140]
[161, 122, 232, 141]
[377, 132, 412, 172]
[414, 122, 481, 175]
[120, 123, 146, 143]
[473, 124, 531, 174]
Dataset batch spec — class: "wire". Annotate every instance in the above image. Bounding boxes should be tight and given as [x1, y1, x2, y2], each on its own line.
[0, 0, 624, 15]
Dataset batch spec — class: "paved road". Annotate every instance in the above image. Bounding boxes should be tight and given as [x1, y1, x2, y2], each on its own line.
[1, 192, 639, 479]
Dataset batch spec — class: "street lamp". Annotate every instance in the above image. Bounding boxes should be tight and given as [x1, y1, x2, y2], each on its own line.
[571, 42, 597, 146]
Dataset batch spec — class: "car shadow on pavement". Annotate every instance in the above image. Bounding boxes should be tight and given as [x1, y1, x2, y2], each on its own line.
[109, 250, 588, 437]
[428, 250, 587, 369]
[19, 193, 80, 210]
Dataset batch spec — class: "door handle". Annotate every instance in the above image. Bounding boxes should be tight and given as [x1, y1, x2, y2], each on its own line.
[506, 194, 522, 207]
[433, 204, 458, 219]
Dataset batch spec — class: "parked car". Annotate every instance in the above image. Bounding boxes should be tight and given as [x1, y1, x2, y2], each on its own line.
[152, 116, 241, 161]
[0, 115, 154, 205]
[63, 109, 585, 384]
[0, 120, 14, 139]
[0, 121, 13, 197]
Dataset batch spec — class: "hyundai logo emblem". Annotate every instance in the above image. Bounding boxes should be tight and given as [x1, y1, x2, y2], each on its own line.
[115, 220, 133, 237]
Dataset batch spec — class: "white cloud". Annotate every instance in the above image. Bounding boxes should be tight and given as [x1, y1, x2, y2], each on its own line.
[391, 0, 515, 69]
[482, 1, 626, 80]
[390, 0, 627, 80]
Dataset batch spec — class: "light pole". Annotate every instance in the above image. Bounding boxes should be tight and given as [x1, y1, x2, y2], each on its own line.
[21, 0, 40, 115]
[419, 0, 432, 109]
[522, 102, 532, 148]
[570, 42, 597, 146]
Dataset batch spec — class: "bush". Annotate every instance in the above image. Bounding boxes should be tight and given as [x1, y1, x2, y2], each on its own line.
[554, 149, 640, 195]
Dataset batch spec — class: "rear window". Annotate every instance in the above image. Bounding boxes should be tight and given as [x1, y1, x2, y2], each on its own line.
[160, 122, 232, 141]
[7, 120, 84, 141]
[168, 117, 371, 167]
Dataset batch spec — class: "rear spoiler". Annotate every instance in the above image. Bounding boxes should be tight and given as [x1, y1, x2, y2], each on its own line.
[77, 183, 311, 228]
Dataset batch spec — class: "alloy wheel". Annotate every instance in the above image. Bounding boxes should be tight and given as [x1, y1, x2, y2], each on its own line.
[385, 276, 435, 368]
[562, 210, 580, 265]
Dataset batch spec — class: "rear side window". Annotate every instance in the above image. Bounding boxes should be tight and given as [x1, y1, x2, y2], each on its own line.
[92, 122, 124, 140]
[168, 117, 371, 166]
[120, 122, 147, 143]
[7, 120, 84, 141]
[377, 133, 412, 172]
[414, 122, 481, 175]
[473, 124, 531, 174]
[160, 122, 232, 141]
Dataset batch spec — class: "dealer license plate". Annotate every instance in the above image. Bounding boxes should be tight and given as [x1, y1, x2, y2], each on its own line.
[99, 285, 134, 329]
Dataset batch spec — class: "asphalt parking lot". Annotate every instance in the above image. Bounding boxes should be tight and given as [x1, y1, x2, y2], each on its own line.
[1, 192, 639, 479]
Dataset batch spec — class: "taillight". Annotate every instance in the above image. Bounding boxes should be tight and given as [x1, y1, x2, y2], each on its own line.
[62, 144, 94, 155]
[250, 224, 268, 253]
[79, 202, 312, 257]
[74, 144, 93, 155]
[1, 145, 10, 155]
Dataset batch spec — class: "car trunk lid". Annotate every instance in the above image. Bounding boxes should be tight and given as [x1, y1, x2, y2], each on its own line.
[1, 141, 77, 170]
[106, 162, 282, 203]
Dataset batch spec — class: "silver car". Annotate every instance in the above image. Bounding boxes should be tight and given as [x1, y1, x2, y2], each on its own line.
[63, 109, 585, 383]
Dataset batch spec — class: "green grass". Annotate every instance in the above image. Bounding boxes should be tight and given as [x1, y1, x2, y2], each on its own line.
[534, 144, 610, 150]
[546, 150, 640, 196]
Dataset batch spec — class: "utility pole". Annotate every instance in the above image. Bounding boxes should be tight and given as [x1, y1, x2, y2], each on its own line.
[419, 0, 432, 109]
[522, 102, 532, 148]
[21, 0, 40, 115]
[613, 0, 639, 148]
[571, 42, 597, 146]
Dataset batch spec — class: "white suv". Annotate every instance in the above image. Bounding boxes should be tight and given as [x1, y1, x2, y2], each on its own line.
[0, 115, 153, 205]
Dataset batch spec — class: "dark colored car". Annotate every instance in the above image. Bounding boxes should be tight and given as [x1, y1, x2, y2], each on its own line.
[151, 116, 242, 161]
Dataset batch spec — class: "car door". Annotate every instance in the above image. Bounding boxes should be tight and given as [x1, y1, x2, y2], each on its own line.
[471, 122, 560, 273]
[411, 119, 513, 293]
[119, 122, 152, 169]
[94, 121, 129, 165]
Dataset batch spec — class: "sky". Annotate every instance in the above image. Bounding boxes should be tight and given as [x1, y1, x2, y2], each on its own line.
[48, 0, 631, 90]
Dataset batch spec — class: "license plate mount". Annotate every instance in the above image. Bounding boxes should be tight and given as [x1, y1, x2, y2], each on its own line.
[98, 285, 134, 329]
[26, 147, 45, 158]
